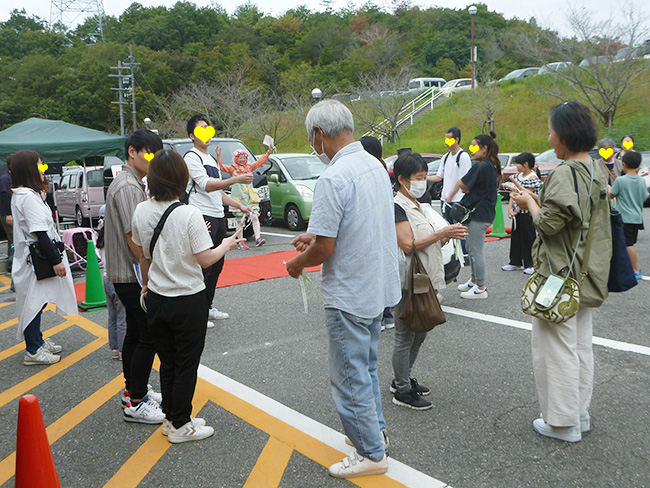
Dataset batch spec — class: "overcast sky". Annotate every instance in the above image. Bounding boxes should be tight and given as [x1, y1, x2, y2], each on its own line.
[2, 0, 648, 39]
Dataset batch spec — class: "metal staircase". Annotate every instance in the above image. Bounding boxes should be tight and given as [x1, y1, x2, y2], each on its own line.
[362, 87, 445, 144]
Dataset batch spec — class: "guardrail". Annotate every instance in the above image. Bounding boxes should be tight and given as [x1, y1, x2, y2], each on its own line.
[362, 87, 445, 145]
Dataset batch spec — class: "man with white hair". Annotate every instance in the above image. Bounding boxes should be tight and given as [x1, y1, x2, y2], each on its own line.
[286, 99, 401, 479]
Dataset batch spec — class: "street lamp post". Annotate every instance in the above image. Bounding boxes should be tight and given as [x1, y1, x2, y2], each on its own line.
[469, 5, 477, 89]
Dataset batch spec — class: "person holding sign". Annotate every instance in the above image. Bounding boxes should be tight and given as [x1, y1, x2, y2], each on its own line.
[217, 139, 273, 248]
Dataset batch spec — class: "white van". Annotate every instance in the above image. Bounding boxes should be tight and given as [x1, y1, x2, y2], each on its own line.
[408, 77, 446, 92]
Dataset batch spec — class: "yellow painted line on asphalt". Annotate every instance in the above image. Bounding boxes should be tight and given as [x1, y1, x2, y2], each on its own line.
[0, 317, 17, 332]
[0, 304, 59, 332]
[0, 301, 13, 309]
[0, 336, 106, 408]
[0, 274, 9, 291]
[194, 378, 408, 488]
[0, 374, 124, 486]
[243, 436, 294, 488]
[102, 394, 209, 488]
[0, 319, 76, 362]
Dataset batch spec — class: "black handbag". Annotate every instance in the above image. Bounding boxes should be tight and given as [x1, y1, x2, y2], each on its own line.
[449, 202, 473, 223]
[608, 207, 637, 292]
[27, 240, 65, 281]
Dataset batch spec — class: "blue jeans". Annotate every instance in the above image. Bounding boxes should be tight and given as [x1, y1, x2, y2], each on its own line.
[325, 308, 385, 461]
[24, 311, 44, 354]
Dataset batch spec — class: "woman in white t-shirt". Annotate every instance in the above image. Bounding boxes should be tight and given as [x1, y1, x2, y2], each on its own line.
[131, 149, 242, 444]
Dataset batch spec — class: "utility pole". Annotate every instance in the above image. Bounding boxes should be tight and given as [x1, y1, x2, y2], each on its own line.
[109, 46, 140, 134]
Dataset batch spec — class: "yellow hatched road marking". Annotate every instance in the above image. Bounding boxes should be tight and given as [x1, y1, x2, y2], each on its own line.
[102, 394, 210, 488]
[243, 437, 294, 488]
[0, 337, 106, 408]
[0, 317, 17, 332]
[0, 319, 76, 362]
[0, 374, 124, 485]
[0, 304, 59, 332]
[194, 380, 406, 488]
[0, 274, 9, 291]
[0, 302, 13, 309]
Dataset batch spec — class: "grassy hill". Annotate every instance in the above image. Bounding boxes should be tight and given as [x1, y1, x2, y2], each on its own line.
[251, 69, 650, 157]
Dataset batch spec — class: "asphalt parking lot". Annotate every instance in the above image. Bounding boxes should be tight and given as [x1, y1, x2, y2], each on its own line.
[1, 207, 649, 487]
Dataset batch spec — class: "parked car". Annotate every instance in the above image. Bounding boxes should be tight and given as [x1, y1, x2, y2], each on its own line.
[500, 149, 562, 198]
[408, 77, 446, 91]
[579, 56, 612, 67]
[538, 62, 572, 74]
[426, 158, 444, 200]
[385, 153, 443, 182]
[256, 153, 325, 231]
[499, 67, 540, 82]
[439, 78, 473, 97]
[635, 151, 650, 205]
[54, 165, 105, 226]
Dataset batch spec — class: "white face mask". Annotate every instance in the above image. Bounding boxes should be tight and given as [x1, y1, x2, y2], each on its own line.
[311, 133, 330, 165]
[407, 180, 427, 199]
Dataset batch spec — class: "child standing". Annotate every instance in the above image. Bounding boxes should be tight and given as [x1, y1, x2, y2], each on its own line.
[609, 151, 648, 279]
[217, 145, 272, 249]
[502, 152, 542, 275]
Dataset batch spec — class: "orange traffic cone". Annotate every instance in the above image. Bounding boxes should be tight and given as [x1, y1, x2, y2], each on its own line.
[78, 240, 106, 311]
[15, 394, 61, 488]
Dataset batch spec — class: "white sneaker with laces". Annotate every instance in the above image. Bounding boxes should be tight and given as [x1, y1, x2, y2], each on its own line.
[123, 399, 165, 424]
[24, 346, 60, 365]
[147, 385, 162, 404]
[457, 279, 475, 292]
[208, 308, 229, 320]
[42, 338, 62, 354]
[168, 420, 214, 443]
[162, 417, 206, 435]
[328, 451, 388, 478]
[460, 285, 488, 299]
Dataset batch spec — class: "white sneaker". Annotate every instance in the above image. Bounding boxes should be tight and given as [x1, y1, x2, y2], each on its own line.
[168, 420, 215, 443]
[580, 412, 590, 433]
[207, 320, 215, 329]
[24, 346, 60, 365]
[460, 285, 488, 299]
[532, 418, 581, 442]
[208, 308, 229, 320]
[457, 279, 475, 292]
[147, 385, 162, 404]
[123, 399, 165, 424]
[42, 337, 62, 354]
[162, 417, 206, 435]
[328, 451, 388, 478]
[501, 264, 523, 271]
[523, 267, 535, 275]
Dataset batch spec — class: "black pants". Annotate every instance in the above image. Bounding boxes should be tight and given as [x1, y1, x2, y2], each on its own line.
[202, 215, 227, 309]
[114, 282, 156, 400]
[147, 290, 208, 428]
[509, 213, 536, 268]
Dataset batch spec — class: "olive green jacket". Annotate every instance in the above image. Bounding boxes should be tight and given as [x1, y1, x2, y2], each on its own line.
[532, 160, 612, 308]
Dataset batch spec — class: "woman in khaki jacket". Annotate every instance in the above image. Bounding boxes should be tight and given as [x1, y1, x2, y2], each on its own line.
[513, 101, 611, 443]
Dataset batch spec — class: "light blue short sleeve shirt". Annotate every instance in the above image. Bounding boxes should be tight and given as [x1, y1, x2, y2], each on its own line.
[307, 141, 401, 318]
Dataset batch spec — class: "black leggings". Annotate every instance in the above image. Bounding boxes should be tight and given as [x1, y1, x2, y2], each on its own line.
[509, 213, 536, 268]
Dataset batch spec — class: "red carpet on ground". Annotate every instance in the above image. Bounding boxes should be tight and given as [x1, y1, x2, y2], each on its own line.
[74, 250, 320, 302]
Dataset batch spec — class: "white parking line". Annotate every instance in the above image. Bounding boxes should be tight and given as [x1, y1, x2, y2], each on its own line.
[198, 365, 450, 488]
[442, 306, 650, 357]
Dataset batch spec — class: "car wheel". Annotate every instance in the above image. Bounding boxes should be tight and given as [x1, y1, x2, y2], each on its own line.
[284, 204, 306, 231]
[75, 206, 88, 227]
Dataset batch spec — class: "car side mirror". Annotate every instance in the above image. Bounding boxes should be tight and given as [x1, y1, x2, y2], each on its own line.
[268, 174, 279, 184]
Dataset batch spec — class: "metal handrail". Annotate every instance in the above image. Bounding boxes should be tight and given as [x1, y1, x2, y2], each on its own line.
[362, 87, 444, 144]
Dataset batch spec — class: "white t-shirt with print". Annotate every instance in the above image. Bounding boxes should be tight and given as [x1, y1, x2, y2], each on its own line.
[132, 199, 213, 297]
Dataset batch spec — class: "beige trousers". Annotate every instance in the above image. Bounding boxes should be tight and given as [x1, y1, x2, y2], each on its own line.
[532, 307, 594, 427]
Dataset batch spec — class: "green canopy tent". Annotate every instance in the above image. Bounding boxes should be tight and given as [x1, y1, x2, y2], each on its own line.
[0, 118, 126, 164]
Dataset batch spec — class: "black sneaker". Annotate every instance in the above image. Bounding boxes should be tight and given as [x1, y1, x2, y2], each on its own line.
[392, 389, 433, 411]
[390, 378, 431, 396]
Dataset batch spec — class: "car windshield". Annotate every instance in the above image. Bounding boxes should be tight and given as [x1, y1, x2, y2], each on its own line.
[535, 149, 562, 163]
[427, 160, 441, 175]
[280, 156, 325, 180]
[441, 80, 456, 89]
[503, 69, 524, 80]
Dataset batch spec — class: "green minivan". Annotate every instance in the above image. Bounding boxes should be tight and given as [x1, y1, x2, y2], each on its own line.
[260, 153, 325, 231]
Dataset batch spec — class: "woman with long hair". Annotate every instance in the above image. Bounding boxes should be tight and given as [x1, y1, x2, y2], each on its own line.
[448, 131, 502, 299]
[513, 101, 611, 442]
[10, 150, 77, 365]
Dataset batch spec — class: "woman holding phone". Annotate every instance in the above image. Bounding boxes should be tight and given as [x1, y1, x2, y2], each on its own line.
[513, 101, 611, 443]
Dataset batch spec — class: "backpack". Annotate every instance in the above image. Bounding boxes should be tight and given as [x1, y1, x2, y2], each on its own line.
[442, 149, 465, 170]
[180, 150, 200, 204]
